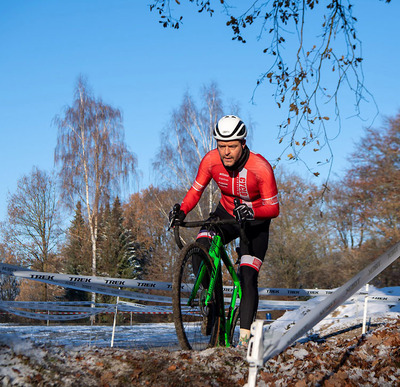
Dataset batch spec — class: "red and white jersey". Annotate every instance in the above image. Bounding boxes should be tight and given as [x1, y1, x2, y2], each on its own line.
[181, 149, 279, 219]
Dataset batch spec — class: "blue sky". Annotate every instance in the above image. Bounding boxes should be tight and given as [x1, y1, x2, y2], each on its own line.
[0, 1, 399, 221]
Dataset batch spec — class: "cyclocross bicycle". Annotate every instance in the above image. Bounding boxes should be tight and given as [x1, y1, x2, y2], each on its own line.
[170, 200, 247, 350]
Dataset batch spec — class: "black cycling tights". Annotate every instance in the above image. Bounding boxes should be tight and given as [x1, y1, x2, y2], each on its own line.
[239, 265, 259, 330]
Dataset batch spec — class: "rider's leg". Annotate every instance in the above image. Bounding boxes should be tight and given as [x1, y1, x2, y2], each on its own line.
[238, 258, 262, 344]
[237, 219, 270, 346]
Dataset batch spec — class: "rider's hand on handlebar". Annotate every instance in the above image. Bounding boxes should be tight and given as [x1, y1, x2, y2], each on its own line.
[168, 204, 186, 229]
[233, 202, 254, 222]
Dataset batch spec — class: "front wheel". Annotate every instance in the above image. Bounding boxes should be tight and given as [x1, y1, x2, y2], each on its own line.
[228, 306, 240, 347]
[172, 242, 222, 350]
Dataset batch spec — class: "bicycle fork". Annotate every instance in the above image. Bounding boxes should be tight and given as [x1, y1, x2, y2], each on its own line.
[209, 236, 242, 347]
[186, 236, 223, 309]
[187, 236, 242, 347]
[225, 257, 241, 346]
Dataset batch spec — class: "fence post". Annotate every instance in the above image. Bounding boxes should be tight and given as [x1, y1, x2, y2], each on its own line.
[111, 295, 120, 348]
[245, 321, 265, 387]
[362, 284, 369, 334]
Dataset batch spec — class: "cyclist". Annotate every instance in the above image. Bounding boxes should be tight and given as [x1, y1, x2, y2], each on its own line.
[170, 115, 279, 348]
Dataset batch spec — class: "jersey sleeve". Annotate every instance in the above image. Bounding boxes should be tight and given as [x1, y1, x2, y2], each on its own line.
[252, 156, 280, 219]
[180, 153, 213, 215]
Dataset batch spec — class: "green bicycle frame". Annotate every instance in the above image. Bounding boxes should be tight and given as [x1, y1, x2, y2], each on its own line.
[187, 235, 242, 347]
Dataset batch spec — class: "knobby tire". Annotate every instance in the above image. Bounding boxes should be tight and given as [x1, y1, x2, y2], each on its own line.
[229, 306, 240, 347]
[172, 242, 223, 350]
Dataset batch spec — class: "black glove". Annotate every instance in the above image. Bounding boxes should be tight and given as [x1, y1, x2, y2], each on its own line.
[168, 204, 186, 228]
[233, 202, 254, 222]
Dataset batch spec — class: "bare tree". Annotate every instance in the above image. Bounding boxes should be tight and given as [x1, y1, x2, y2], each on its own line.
[124, 186, 178, 281]
[324, 111, 400, 286]
[150, 1, 391, 174]
[153, 82, 242, 219]
[325, 180, 367, 251]
[344, 113, 400, 243]
[54, 76, 137, 303]
[261, 168, 333, 288]
[0, 167, 62, 300]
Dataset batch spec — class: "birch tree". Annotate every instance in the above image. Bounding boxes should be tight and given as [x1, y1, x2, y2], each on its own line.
[54, 76, 137, 303]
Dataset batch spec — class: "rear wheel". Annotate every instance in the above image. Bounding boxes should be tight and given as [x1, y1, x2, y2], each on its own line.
[172, 242, 222, 350]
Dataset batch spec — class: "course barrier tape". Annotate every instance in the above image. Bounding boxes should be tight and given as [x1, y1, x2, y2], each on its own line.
[0, 263, 350, 297]
[225, 292, 400, 310]
[0, 301, 174, 313]
[2, 294, 398, 321]
[0, 300, 174, 321]
[1, 262, 383, 299]
[46, 279, 172, 303]
[0, 304, 115, 321]
[1, 262, 399, 319]
[0, 301, 172, 313]
[117, 300, 172, 313]
[0, 263, 174, 291]
[4, 275, 173, 304]
[0, 301, 109, 312]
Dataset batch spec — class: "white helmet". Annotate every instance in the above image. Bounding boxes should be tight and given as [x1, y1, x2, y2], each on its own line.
[213, 115, 247, 141]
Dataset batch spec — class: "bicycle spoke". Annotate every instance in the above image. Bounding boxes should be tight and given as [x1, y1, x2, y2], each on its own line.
[172, 243, 220, 350]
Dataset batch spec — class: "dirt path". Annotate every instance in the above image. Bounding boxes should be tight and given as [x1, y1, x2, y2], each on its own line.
[1, 318, 399, 386]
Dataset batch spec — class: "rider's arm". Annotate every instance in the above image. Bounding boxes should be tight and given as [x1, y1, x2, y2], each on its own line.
[252, 156, 280, 219]
[255, 192, 279, 218]
[180, 153, 212, 215]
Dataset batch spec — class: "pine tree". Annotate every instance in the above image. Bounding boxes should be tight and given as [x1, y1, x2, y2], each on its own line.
[62, 201, 91, 301]
[98, 197, 145, 279]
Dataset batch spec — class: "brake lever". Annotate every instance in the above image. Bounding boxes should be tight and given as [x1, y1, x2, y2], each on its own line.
[233, 198, 243, 223]
[168, 203, 181, 231]
[234, 198, 249, 245]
